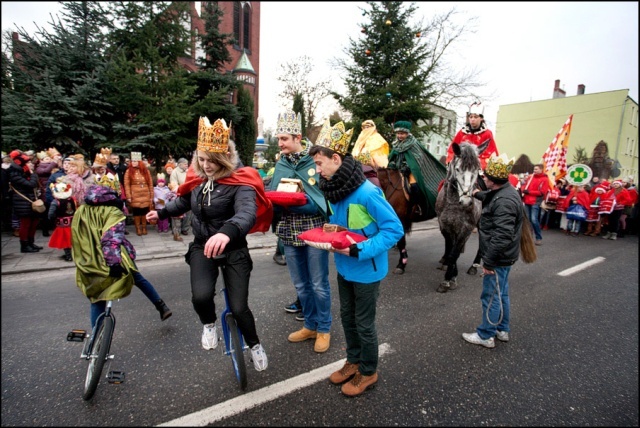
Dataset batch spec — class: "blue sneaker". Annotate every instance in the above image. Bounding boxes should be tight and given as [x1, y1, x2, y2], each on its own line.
[284, 300, 302, 313]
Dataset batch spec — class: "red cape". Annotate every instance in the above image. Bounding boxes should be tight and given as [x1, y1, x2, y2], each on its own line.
[177, 166, 273, 234]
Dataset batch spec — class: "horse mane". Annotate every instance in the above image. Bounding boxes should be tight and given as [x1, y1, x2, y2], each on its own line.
[446, 143, 481, 182]
[457, 143, 481, 172]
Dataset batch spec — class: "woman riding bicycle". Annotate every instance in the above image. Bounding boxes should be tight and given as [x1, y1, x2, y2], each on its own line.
[146, 116, 272, 372]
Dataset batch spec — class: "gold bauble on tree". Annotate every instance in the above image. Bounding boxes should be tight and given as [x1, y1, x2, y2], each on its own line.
[385, 19, 392, 25]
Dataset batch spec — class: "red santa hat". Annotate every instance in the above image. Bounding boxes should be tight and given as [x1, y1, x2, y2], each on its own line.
[612, 180, 624, 187]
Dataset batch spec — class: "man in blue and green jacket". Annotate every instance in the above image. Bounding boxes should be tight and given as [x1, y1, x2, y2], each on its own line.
[309, 121, 403, 397]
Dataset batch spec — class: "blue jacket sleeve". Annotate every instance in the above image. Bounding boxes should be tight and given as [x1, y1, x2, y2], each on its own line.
[355, 190, 404, 261]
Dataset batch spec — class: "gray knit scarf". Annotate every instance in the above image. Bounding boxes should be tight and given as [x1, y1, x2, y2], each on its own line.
[319, 154, 366, 204]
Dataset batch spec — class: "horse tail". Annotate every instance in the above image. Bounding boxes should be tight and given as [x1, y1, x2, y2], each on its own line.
[520, 210, 537, 263]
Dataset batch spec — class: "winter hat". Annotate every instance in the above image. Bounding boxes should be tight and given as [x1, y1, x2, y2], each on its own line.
[393, 121, 412, 133]
[594, 186, 606, 194]
[50, 181, 72, 200]
[157, 173, 166, 183]
[612, 180, 623, 187]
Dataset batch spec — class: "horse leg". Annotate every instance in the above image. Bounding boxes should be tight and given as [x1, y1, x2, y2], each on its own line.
[467, 247, 483, 275]
[437, 230, 450, 270]
[393, 235, 408, 275]
[437, 239, 461, 293]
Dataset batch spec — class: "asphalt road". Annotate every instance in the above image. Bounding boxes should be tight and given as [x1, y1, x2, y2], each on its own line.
[1, 228, 638, 426]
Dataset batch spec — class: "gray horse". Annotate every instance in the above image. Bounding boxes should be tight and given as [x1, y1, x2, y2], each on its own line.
[434, 142, 483, 293]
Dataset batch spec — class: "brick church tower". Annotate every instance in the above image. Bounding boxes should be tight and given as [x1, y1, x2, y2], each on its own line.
[178, 1, 261, 122]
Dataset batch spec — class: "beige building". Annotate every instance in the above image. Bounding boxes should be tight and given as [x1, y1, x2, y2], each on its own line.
[419, 104, 458, 161]
[495, 80, 638, 183]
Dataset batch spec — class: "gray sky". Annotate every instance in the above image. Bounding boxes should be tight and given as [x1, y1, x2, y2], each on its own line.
[3, 1, 638, 133]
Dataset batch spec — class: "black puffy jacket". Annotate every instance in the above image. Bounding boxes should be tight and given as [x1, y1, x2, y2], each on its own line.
[477, 183, 524, 269]
[8, 163, 40, 219]
[159, 180, 256, 253]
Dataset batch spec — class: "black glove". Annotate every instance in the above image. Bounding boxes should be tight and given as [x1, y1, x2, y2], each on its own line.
[108, 264, 128, 278]
[523, 189, 530, 195]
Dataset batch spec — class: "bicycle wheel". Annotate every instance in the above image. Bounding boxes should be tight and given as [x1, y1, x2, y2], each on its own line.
[225, 312, 247, 390]
[83, 316, 114, 400]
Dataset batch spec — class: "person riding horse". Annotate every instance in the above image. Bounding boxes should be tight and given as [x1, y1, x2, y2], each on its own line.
[446, 102, 499, 170]
[387, 120, 446, 222]
[350, 119, 390, 188]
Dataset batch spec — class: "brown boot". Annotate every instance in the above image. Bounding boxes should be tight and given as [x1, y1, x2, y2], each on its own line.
[341, 372, 378, 397]
[140, 216, 148, 235]
[134, 216, 142, 236]
[314, 332, 331, 353]
[584, 222, 594, 236]
[593, 221, 602, 237]
[287, 327, 317, 342]
[329, 361, 359, 385]
[173, 232, 183, 242]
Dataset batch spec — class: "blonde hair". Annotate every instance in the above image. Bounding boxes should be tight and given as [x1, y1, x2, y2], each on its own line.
[72, 158, 87, 175]
[192, 140, 238, 181]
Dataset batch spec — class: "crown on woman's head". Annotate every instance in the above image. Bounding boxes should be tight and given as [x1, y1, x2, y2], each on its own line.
[315, 120, 353, 155]
[100, 147, 112, 157]
[197, 117, 229, 153]
[276, 110, 302, 135]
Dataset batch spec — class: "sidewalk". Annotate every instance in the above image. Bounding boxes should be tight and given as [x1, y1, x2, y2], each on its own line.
[1, 219, 439, 275]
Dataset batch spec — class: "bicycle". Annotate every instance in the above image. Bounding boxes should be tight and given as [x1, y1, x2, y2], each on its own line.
[213, 254, 249, 391]
[67, 300, 125, 400]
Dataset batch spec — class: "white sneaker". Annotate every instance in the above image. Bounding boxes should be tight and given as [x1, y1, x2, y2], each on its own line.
[250, 343, 268, 371]
[202, 323, 218, 350]
[462, 332, 495, 348]
[496, 330, 510, 342]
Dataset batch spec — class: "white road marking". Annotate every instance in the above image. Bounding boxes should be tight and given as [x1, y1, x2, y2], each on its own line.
[557, 257, 606, 277]
[157, 342, 392, 427]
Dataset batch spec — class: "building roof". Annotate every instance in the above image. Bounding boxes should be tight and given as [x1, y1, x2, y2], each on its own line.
[234, 51, 255, 74]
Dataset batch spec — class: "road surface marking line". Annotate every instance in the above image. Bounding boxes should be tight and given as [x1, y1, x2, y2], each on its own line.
[557, 257, 606, 277]
[157, 343, 392, 427]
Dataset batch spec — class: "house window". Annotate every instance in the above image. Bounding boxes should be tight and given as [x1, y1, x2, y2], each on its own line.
[195, 28, 205, 64]
[242, 3, 251, 51]
[233, 2, 241, 47]
[182, 15, 192, 57]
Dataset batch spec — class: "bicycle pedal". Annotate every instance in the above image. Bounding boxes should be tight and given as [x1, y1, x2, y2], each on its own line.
[67, 329, 87, 342]
[107, 371, 125, 384]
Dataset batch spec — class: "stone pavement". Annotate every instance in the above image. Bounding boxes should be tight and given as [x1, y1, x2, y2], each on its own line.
[1, 218, 439, 276]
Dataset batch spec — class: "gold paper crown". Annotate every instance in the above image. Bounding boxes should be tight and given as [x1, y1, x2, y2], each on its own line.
[130, 152, 142, 162]
[94, 171, 120, 192]
[315, 120, 353, 155]
[484, 153, 514, 180]
[197, 117, 229, 153]
[101, 147, 112, 157]
[93, 153, 108, 168]
[276, 110, 302, 135]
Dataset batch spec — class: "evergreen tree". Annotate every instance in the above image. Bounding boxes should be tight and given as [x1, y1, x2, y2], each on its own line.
[292, 92, 307, 136]
[1, 1, 113, 154]
[234, 85, 256, 168]
[189, 1, 240, 132]
[334, 1, 436, 142]
[104, 1, 195, 161]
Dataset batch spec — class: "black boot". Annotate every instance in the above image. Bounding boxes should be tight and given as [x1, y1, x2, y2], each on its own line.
[154, 299, 172, 321]
[63, 248, 73, 261]
[20, 241, 39, 253]
[28, 238, 43, 250]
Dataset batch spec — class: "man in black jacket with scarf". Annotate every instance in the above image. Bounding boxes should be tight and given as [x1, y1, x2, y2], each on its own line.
[463, 153, 523, 348]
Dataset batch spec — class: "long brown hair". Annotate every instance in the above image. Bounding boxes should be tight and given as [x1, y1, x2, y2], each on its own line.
[520, 212, 537, 263]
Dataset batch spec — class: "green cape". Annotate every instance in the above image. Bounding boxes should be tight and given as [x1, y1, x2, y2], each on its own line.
[71, 205, 137, 303]
[270, 153, 328, 219]
[388, 134, 447, 219]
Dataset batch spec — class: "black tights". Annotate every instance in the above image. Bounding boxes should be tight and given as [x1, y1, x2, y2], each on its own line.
[187, 245, 259, 347]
